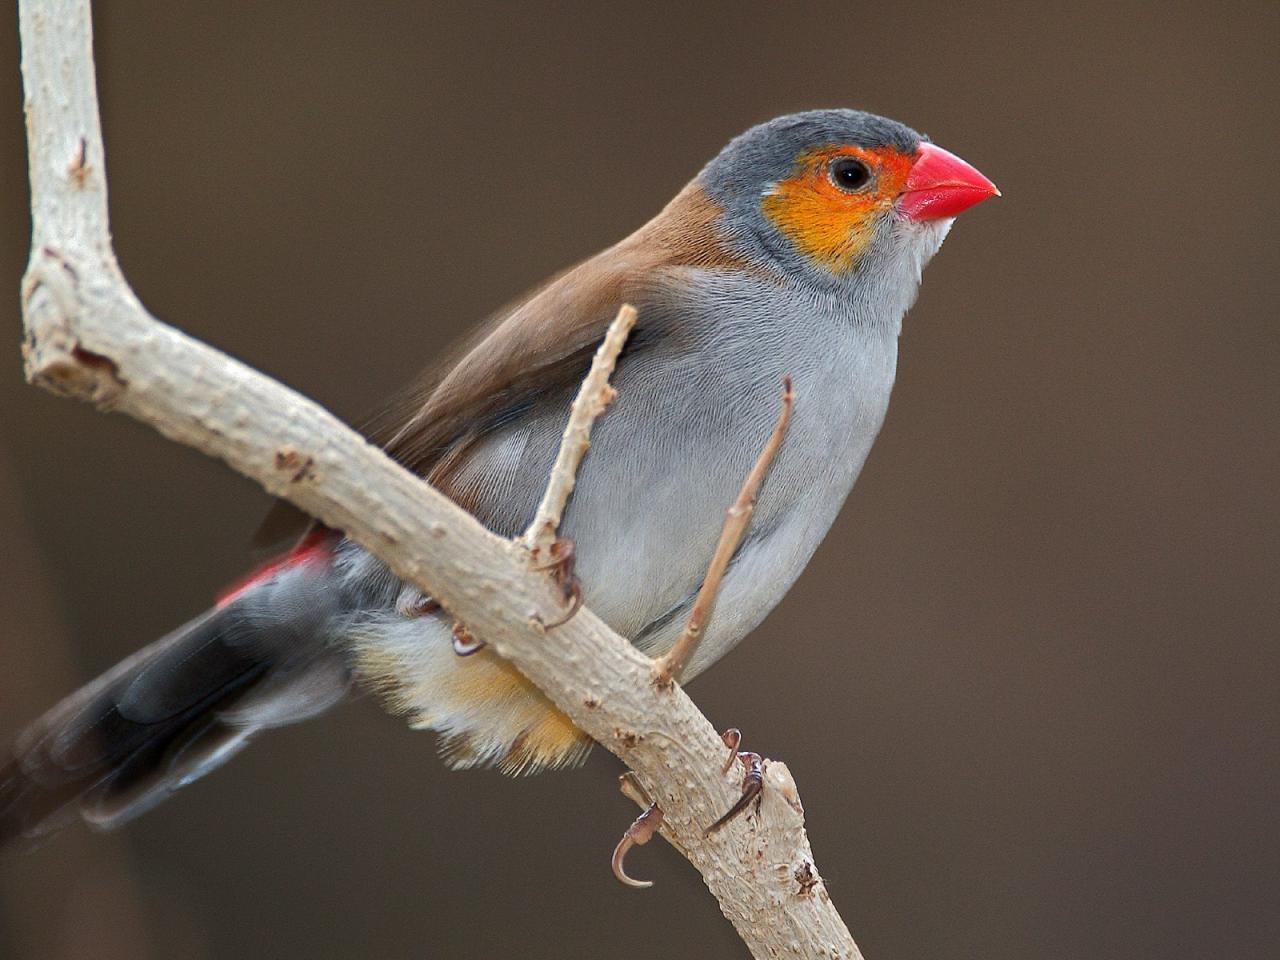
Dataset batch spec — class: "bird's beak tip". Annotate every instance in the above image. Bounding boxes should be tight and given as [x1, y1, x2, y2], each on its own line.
[900, 142, 999, 220]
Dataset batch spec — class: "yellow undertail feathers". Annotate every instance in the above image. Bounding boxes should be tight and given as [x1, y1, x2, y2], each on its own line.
[356, 629, 592, 776]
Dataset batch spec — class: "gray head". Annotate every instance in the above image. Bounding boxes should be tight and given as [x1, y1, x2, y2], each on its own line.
[699, 109, 996, 295]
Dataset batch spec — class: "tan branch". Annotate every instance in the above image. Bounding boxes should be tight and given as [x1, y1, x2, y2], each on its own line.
[654, 375, 795, 687]
[15, 3, 863, 957]
[522, 303, 636, 558]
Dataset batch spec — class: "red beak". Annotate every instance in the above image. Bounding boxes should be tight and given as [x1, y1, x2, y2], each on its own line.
[899, 142, 1000, 221]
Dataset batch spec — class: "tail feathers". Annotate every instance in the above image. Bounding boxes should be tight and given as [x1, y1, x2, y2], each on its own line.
[1, 572, 351, 849]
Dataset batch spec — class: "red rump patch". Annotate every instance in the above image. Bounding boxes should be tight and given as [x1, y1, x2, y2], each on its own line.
[216, 528, 336, 608]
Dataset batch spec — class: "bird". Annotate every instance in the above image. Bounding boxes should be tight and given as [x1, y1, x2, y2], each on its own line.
[0, 108, 997, 846]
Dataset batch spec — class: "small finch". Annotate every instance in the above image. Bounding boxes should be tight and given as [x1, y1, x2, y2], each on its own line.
[1, 109, 997, 845]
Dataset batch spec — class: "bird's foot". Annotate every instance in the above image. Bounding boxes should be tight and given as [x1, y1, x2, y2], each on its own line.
[536, 536, 583, 628]
[612, 772, 664, 888]
[704, 728, 764, 837]
[612, 802, 665, 888]
[451, 621, 485, 656]
[395, 587, 440, 619]
[396, 588, 482, 656]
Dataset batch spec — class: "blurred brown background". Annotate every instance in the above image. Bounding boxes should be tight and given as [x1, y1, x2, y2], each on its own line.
[1, 1, 1276, 958]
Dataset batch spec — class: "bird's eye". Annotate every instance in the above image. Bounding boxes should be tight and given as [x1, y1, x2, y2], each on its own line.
[829, 157, 872, 192]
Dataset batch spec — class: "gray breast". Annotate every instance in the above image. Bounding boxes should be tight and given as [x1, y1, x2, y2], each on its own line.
[443, 269, 900, 676]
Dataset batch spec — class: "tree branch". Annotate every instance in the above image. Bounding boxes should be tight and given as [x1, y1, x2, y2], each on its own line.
[16, 3, 864, 957]
[522, 303, 637, 558]
[654, 374, 796, 687]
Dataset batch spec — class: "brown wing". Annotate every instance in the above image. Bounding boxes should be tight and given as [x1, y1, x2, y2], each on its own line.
[254, 181, 752, 546]
[374, 254, 637, 479]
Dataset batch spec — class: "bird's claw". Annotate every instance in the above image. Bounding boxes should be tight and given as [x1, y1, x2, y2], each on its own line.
[396, 588, 441, 619]
[704, 728, 765, 837]
[451, 621, 485, 656]
[400, 590, 481, 657]
[537, 536, 583, 628]
[611, 802, 664, 889]
[720, 727, 743, 773]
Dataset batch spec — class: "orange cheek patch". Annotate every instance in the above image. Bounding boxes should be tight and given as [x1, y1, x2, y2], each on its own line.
[762, 145, 913, 274]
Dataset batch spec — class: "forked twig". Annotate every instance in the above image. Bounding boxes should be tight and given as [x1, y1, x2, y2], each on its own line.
[653, 375, 795, 687]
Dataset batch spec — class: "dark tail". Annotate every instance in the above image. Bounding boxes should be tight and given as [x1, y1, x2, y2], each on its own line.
[0, 570, 351, 848]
